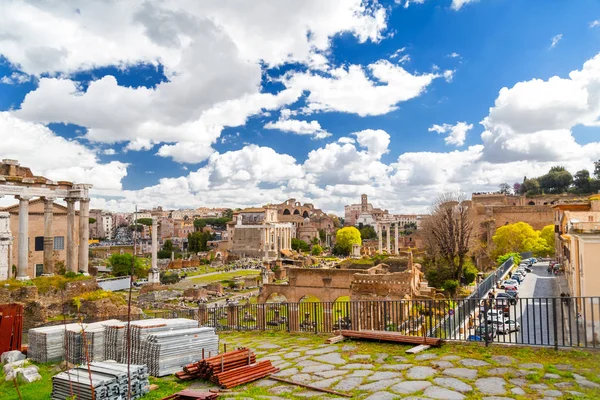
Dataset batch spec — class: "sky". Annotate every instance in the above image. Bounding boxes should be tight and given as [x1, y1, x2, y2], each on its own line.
[1, 0, 600, 215]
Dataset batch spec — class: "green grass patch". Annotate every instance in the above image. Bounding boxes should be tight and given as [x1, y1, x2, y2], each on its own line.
[190, 270, 260, 284]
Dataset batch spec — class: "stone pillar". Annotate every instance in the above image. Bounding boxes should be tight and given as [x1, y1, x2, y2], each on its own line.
[16, 195, 31, 280]
[288, 303, 300, 332]
[78, 198, 90, 274]
[264, 228, 269, 259]
[43, 197, 55, 275]
[198, 304, 208, 326]
[0, 212, 12, 281]
[149, 217, 160, 284]
[386, 224, 391, 253]
[66, 198, 77, 273]
[394, 223, 399, 255]
[377, 224, 382, 254]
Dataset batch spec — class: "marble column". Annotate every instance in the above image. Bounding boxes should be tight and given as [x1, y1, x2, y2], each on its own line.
[16, 195, 31, 280]
[149, 217, 159, 284]
[43, 197, 55, 275]
[386, 224, 391, 253]
[377, 224, 382, 254]
[0, 212, 12, 281]
[66, 198, 77, 273]
[394, 223, 399, 255]
[78, 198, 90, 274]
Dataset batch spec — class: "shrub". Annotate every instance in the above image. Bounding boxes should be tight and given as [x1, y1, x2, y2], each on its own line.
[311, 244, 323, 256]
[463, 263, 478, 285]
[442, 279, 459, 297]
[160, 271, 181, 285]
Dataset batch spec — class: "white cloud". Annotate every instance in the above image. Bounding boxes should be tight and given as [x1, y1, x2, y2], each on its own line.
[429, 122, 473, 146]
[448, 52, 461, 58]
[401, 0, 426, 8]
[451, 0, 479, 11]
[390, 47, 410, 64]
[0, 72, 30, 85]
[264, 109, 331, 139]
[0, 112, 127, 191]
[590, 20, 600, 28]
[102, 148, 116, 155]
[551, 34, 563, 48]
[285, 60, 443, 116]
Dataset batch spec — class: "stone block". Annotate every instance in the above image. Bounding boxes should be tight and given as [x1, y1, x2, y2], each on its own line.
[3, 359, 28, 375]
[1, 350, 25, 364]
[17, 366, 42, 384]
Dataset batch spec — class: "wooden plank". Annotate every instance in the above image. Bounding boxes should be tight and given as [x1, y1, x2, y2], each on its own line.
[325, 335, 344, 344]
[405, 344, 430, 354]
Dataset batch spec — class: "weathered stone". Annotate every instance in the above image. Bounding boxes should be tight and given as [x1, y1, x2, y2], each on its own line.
[347, 369, 373, 377]
[553, 364, 574, 371]
[511, 387, 526, 395]
[271, 361, 291, 369]
[375, 353, 389, 363]
[460, 358, 490, 367]
[520, 362, 544, 369]
[314, 370, 347, 379]
[254, 379, 278, 387]
[392, 355, 409, 362]
[576, 379, 600, 389]
[333, 377, 363, 391]
[440, 355, 461, 361]
[544, 373, 561, 379]
[341, 345, 356, 351]
[381, 363, 412, 371]
[480, 397, 514, 400]
[406, 366, 437, 379]
[554, 381, 573, 388]
[294, 391, 323, 398]
[283, 351, 301, 359]
[291, 374, 313, 384]
[475, 377, 507, 395]
[310, 377, 340, 389]
[391, 380, 432, 394]
[258, 343, 281, 349]
[296, 360, 322, 367]
[509, 378, 527, 387]
[491, 355, 515, 365]
[340, 363, 374, 370]
[367, 371, 402, 381]
[305, 346, 338, 355]
[313, 352, 346, 365]
[302, 364, 335, 373]
[415, 353, 438, 361]
[349, 354, 371, 361]
[529, 383, 549, 391]
[443, 368, 478, 380]
[274, 368, 298, 377]
[3, 359, 27, 375]
[17, 366, 41, 384]
[542, 389, 563, 397]
[423, 386, 465, 400]
[269, 386, 293, 395]
[487, 367, 518, 376]
[567, 390, 585, 396]
[1, 351, 25, 364]
[358, 379, 397, 391]
[364, 391, 397, 400]
[430, 360, 453, 369]
[263, 355, 282, 361]
[433, 377, 473, 393]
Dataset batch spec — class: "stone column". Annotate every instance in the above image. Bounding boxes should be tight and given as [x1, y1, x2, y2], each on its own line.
[66, 198, 77, 273]
[149, 217, 160, 284]
[377, 224, 382, 254]
[394, 223, 399, 255]
[78, 198, 90, 274]
[16, 195, 31, 280]
[264, 228, 269, 259]
[0, 212, 12, 281]
[43, 197, 55, 275]
[386, 224, 391, 253]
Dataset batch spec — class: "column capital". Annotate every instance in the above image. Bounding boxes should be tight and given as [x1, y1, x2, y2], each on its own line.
[79, 197, 91, 204]
[15, 195, 32, 201]
[42, 196, 56, 202]
[65, 197, 77, 204]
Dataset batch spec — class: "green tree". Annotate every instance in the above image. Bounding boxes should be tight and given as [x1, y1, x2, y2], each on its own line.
[499, 183, 511, 194]
[538, 166, 573, 194]
[129, 224, 144, 232]
[188, 231, 212, 253]
[193, 219, 207, 232]
[292, 238, 310, 252]
[311, 244, 323, 256]
[335, 227, 362, 255]
[492, 222, 551, 258]
[539, 224, 555, 256]
[107, 253, 147, 277]
[497, 252, 522, 266]
[89, 218, 97, 224]
[404, 222, 417, 231]
[223, 209, 234, 219]
[359, 225, 377, 240]
[594, 160, 600, 179]
[160, 271, 181, 285]
[442, 279, 459, 297]
[521, 178, 541, 195]
[573, 169, 591, 194]
[163, 239, 174, 252]
[157, 249, 172, 259]
[318, 229, 326, 243]
[137, 218, 153, 226]
[462, 261, 478, 285]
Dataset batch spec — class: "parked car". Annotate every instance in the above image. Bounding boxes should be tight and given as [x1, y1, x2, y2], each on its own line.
[500, 279, 520, 289]
[473, 325, 497, 340]
[496, 293, 517, 305]
[505, 289, 519, 299]
[133, 279, 148, 288]
[486, 309, 506, 320]
[504, 284, 519, 291]
[512, 274, 525, 283]
[489, 318, 520, 334]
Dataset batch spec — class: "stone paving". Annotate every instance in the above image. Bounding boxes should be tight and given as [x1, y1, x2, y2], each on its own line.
[216, 333, 600, 399]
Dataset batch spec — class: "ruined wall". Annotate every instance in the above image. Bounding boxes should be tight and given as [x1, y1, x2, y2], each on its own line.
[167, 259, 201, 269]
[230, 228, 264, 258]
[350, 272, 416, 300]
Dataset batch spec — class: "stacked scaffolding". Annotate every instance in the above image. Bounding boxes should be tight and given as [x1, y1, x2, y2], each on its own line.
[28, 323, 81, 363]
[51, 362, 149, 400]
[65, 320, 121, 364]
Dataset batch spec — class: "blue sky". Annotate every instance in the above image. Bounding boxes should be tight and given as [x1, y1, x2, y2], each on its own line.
[1, 0, 600, 214]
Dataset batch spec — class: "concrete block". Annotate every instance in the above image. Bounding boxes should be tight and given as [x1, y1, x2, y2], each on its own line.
[1, 350, 25, 364]
[17, 366, 42, 383]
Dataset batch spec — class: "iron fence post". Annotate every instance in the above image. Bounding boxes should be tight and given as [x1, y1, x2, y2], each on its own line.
[553, 297, 558, 351]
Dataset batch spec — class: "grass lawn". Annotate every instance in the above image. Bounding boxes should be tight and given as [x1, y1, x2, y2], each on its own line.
[190, 269, 260, 284]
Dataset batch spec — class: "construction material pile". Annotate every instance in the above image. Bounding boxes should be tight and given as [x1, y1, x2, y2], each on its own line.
[65, 320, 121, 364]
[28, 323, 81, 363]
[212, 360, 278, 388]
[104, 319, 218, 377]
[340, 330, 443, 346]
[162, 389, 219, 399]
[51, 362, 149, 400]
[176, 348, 256, 380]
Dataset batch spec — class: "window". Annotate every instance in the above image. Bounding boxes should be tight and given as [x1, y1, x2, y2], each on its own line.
[35, 264, 43, 277]
[54, 236, 65, 250]
[34, 236, 44, 251]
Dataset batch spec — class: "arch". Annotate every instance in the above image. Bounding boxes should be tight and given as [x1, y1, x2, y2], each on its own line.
[543, 202, 548, 205]
[265, 292, 288, 303]
[293, 209, 300, 215]
[283, 209, 291, 215]
[528, 201, 535, 205]
[302, 211, 309, 218]
[299, 294, 321, 303]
